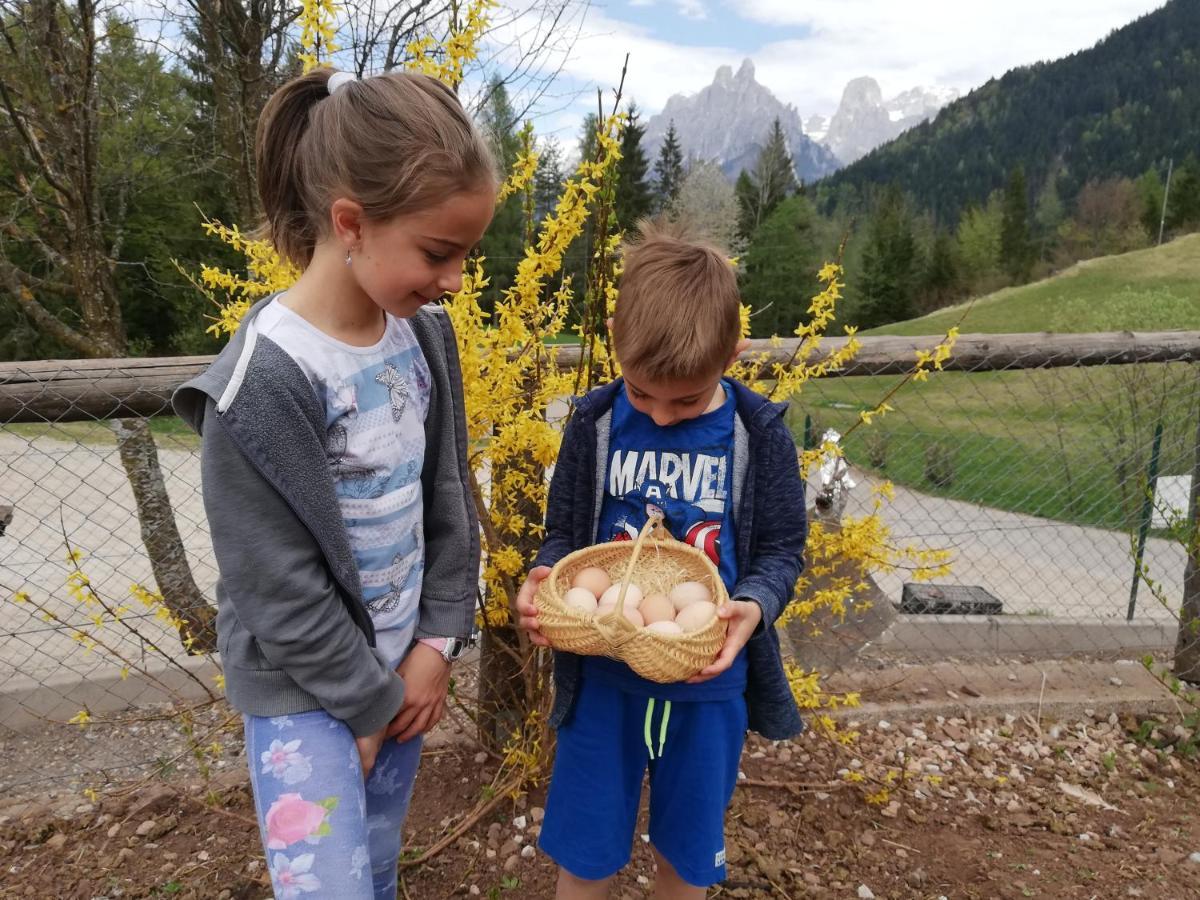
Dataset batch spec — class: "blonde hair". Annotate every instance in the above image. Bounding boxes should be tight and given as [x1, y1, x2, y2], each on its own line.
[256, 69, 498, 267]
[612, 219, 741, 382]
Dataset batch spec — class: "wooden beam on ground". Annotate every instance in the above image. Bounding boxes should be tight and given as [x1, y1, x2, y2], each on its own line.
[2, 332, 1199, 424]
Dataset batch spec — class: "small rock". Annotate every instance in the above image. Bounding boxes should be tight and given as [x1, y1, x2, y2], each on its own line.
[503, 854, 519, 872]
[106, 822, 121, 838]
[512, 815, 526, 830]
[1189, 852, 1200, 865]
[945, 690, 960, 700]
[1110, 677, 1124, 687]
[44, 833, 67, 850]
[803, 872, 820, 887]
[469, 887, 480, 896]
[880, 801, 900, 819]
[960, 685, 981, 698]
[857, 885, 876, 900]
[636, 875, 650, 886]
[906, 868, 928, 888]
[530, 806, 545, 824]
[135, 819, 158, 837]
[246, 859, 261, 873]
[197, 851, 210, 862]
[217, 892, 232, 900]
[117, 847, 134, 863]
[520, 845, 535, 859]
[473, 751, 488, 764]
[1007, 673, 1018, 682]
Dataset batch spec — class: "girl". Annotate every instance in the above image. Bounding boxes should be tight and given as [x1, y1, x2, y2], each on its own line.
[174, 68, 496, 899]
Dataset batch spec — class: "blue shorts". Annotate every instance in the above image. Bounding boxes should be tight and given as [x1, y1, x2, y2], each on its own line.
[538, 676, 748, 887]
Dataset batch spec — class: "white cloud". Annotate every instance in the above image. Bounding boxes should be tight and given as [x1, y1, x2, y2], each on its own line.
[736, 0, 1166, 114]
[545, 9, 739, 111]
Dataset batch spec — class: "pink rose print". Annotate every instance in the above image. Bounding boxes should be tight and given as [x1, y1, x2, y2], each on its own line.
[264, 793, 336, 849]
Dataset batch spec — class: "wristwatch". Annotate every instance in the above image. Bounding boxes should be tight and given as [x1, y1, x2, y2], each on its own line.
[418, 635, 472, 663]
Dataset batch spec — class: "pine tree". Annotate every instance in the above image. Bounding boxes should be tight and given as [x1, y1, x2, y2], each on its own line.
[578, 113, 599, 166]
[653, 121, 685, 213]
[614, 102, 652, 230]
[533, 137, 565, 226]
[921, 230, 961, 310]
[740, 196, 823, 337]
[1137, 166, 1166, 240]
[1166, 154, 1200, 232]
[856, 186, 919, 329]
[1000, 167, 1034, 283]
[735, 118, 796, 239]
[477, 78, 523, 311]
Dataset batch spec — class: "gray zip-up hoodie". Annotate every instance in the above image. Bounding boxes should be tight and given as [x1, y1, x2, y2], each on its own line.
[173, 297, 479, 737]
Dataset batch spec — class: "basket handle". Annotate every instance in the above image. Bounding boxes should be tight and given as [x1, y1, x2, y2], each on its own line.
[613, 512, 667, 617]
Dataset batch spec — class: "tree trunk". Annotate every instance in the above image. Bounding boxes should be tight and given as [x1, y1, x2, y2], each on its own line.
[1175, 371, 1200, 683]
[112, 418, 217, 654]
[478, 625, 526, 749]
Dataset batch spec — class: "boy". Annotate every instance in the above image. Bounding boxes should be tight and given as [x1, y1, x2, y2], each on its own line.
[516, 222, 807, 899]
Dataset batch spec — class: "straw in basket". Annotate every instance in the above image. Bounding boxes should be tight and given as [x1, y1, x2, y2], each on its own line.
[536, 514, 729, 683]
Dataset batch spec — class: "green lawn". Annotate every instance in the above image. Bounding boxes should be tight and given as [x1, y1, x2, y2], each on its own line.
[797, 236, 1200, 531]
[7, 417, 199, 449]
[869, 233, 1200, 337]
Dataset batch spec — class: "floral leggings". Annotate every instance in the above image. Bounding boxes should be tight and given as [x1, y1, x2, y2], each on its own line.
[244, 710, 422, 900]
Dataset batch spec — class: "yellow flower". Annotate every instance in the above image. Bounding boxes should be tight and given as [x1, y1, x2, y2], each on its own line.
[69, 710, 92, 726]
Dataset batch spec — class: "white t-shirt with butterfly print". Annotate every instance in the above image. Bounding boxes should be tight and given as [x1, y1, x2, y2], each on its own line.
[255, 298, 431, 669]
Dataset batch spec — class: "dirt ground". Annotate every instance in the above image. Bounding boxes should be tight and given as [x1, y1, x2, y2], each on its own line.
[2, 697, 1199, 900]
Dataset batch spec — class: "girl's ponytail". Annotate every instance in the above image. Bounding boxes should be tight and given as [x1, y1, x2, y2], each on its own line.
[255, 69, 336, 267]
[253, 68, 497, 269]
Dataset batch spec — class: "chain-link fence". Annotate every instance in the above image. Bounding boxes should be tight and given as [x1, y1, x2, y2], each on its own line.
[2, 334, 1199, 797]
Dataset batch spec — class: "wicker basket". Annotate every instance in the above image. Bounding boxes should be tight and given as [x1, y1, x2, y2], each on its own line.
[536, 515, 729, 683]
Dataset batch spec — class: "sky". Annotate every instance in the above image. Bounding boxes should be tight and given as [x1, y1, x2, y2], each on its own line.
[520, 0, 1169, 139]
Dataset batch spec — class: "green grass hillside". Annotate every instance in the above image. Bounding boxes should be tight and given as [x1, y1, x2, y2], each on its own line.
[799, 237, 1200, 534]
[870, 233, 1200, 337]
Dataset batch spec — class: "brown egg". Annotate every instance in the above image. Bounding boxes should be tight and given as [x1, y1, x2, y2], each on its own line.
[596, 602, 643, 627]
[645, 620, 683, 636]
[572, 567, 612, 598]
[669, 581, 712, 612]
[639, 592, 675, 626]
[564, 587, 598, 615]
[675, 600, 717, 633]
[599, 583, 643, 610]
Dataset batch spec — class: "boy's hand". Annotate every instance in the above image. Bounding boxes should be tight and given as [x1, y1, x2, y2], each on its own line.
[686, 599, 763, 684]
[355, 726, 387, 777]
[386, 643, 450, 744]
[515, 566, 552, 647]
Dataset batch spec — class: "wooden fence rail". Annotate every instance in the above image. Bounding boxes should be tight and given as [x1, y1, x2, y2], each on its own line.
[2, 331, 1199, 424]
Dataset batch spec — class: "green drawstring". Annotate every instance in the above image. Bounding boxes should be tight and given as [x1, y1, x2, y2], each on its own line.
[643, 698, 673, 760]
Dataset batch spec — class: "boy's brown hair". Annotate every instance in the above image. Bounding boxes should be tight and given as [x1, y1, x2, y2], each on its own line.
[611, 219, 741, 382]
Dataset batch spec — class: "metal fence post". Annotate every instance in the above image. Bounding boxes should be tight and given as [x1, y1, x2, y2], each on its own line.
[1127, 419, 1164, 621]
[1175, 369, 1200, 682]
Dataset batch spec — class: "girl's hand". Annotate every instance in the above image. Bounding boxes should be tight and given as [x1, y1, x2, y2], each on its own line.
[386, 643, 451, 744]
[515, 567, 551, 647]
[685, 599, 763, 684]
[355, 726, 387, 776]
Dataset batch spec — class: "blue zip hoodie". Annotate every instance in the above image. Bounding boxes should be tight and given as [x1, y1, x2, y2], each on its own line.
[533, 378, 807, 741]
